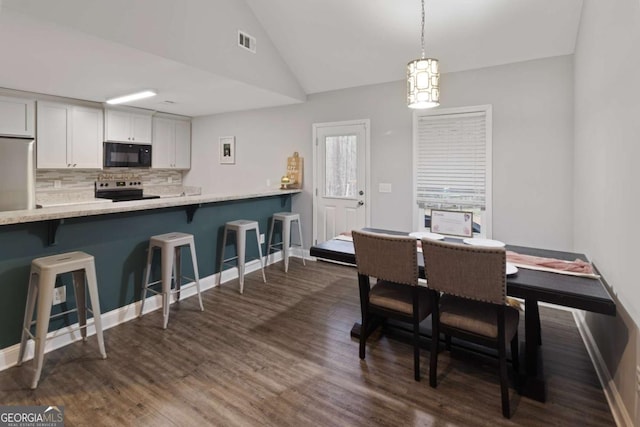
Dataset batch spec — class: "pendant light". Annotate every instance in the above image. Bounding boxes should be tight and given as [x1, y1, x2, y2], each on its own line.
[407, 0, 439, 109]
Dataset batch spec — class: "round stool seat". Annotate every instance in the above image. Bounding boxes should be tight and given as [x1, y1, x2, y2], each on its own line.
[150, 232, 196, 246]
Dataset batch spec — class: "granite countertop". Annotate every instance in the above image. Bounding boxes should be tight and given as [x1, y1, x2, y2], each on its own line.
[1, 188, 302, 226]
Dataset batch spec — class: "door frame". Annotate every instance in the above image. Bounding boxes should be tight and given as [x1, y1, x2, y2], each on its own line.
[312, 119, 371, 245]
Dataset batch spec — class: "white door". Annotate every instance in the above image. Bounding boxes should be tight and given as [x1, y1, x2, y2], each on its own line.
[36, 101, 70, 168]
[71, 106, 103, 168]
[130, 113, 152, 143]
[313, 120, 370, 244]
[152, 117, 173, 168]
[104, 109, 131, 142]
[173, 120, 191, 169]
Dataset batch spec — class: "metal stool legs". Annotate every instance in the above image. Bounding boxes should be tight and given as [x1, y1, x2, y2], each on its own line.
[17, 252, 106, 389]
[218, 220, 266, 294]
[267, 212, 305, 272]
[140, 232, 203, 329]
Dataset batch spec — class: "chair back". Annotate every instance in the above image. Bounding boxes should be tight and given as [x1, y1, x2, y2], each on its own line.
[352, 230, 418, 286]
[421, 239, 506, 305]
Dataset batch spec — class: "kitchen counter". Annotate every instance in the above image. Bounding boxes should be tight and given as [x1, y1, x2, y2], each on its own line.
[0, 187, 298, 351]
[0, 188, 301, 226]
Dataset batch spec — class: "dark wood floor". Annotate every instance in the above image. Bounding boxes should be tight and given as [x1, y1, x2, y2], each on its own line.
[0, 260, 615, 426]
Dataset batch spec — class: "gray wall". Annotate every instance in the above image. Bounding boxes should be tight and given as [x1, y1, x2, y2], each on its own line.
[186, 55, 575, 250]
[575, 0, 640, 422]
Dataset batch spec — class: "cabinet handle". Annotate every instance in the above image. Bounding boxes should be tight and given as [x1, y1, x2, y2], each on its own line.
[67, 164, 71, 167]
[73, 164, 77, 167]
[132, 137, 135, 141]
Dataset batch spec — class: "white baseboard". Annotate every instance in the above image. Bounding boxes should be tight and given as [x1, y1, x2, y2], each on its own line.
[290, 247, 311, 260]
[0, 252, 282, 373]
[573, 310, 633, 427]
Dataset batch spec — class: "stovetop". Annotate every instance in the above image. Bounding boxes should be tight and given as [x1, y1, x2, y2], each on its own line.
[94, 180, 160, 202]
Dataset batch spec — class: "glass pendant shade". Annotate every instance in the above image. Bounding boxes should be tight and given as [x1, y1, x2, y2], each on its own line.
[407, 57, 439, 109]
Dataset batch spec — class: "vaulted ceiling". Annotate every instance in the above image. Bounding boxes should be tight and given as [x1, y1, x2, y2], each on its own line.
[0, 0, 583, 117]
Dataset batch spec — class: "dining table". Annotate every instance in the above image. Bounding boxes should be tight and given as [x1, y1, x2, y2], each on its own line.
[309, 228, 616, 403]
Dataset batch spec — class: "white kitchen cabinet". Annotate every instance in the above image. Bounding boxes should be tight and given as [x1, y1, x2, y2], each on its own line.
[104, 108, 152, 144]
[36, 101, 103, 169]
[71, 106, 104, 168]
[152, 116, 191, 169]
[0, 96, 35, 137]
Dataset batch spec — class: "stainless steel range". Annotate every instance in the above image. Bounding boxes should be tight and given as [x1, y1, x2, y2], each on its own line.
[95, 180, 160, 202]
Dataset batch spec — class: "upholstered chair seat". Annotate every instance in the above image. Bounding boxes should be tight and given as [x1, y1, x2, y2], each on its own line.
[439, 295, 519, 339]
[370, 281, 432, 318]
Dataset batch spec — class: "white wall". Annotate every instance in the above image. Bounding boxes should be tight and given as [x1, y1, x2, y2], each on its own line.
[3, 0, 305, 102]
[186, 55, 574, 249]
[440, 57, 575, 249]
[574, 0, 640, 423]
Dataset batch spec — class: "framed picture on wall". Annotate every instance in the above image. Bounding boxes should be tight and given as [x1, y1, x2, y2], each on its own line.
[219, 136, 235, 164]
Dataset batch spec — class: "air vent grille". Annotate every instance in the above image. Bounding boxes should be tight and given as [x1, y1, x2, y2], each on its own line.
[238, 30, 256, 53]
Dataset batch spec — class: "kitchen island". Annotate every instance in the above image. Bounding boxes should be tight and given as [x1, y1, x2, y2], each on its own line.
[1, 189, 301, 225]
[0, 188, 301, 354]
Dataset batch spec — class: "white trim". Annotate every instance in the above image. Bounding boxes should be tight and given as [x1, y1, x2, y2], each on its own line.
[412, 104, 493, 238]
[0, 253, 282, 372]
[573, 309, 633, 427]
[312, 119, 370, 245]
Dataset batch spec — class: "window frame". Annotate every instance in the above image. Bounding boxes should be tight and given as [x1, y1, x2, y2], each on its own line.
[412, 104, 493, 238]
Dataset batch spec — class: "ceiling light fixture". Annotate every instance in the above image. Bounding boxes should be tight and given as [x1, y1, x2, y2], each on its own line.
[407, 0, 439, 109]
[106, 90, 157, 105]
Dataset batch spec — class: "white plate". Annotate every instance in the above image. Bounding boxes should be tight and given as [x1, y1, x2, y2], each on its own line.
[463, 238, 506, 248]
[506, 262, 518, 276]
[409, 231, 445, 241]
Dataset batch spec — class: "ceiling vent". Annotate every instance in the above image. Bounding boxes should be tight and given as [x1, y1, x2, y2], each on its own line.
[238, 30, 256, 53]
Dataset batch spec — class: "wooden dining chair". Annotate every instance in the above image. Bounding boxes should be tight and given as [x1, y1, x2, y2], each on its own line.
[352, 230, 433, 381]
[421, 239, 519, 418]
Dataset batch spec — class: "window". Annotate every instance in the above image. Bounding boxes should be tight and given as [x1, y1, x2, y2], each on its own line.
[413, 105, 492, 237]
[324, 135, 358, 198]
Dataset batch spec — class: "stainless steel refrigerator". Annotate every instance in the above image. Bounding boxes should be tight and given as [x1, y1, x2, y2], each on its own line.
[0, 137, 35, 211]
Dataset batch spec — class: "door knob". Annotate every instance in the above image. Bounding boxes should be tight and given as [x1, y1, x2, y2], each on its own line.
[359, 190, 364, 195]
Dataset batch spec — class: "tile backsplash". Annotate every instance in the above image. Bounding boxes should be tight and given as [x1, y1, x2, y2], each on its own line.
[36, 169, 183, 192]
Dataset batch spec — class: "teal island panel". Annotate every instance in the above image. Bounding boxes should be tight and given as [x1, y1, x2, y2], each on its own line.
[0, 195, 291, 349]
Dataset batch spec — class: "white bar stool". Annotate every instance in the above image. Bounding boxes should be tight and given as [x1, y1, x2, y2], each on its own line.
[217, 220, 266, 294]
[140, 232, 204, 329]
[17, 251, 107, 389]
[267, 212, 305, 273]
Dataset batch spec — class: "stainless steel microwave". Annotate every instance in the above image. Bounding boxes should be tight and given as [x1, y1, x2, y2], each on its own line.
[103, 142, 152, 168]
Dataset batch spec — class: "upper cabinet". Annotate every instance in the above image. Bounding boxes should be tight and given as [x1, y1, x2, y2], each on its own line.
[37, 101, 103, 169]
[104, 108, 152, 144]
[0, 96, 35, 137]
[152, 115, 191, 169]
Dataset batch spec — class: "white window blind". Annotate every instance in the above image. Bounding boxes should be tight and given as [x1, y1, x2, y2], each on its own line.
[415, 111, 488, 210]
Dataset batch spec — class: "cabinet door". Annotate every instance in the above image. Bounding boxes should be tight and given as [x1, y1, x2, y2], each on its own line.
[173, 120, 191, 169]
[104, 109, 131, 142]
[0, 96, 35, 137]
[130, 113, 152, 143]
[71, 106, 103, 169]
[152, 117, 173, 168]
[36, 102, 70, 169]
